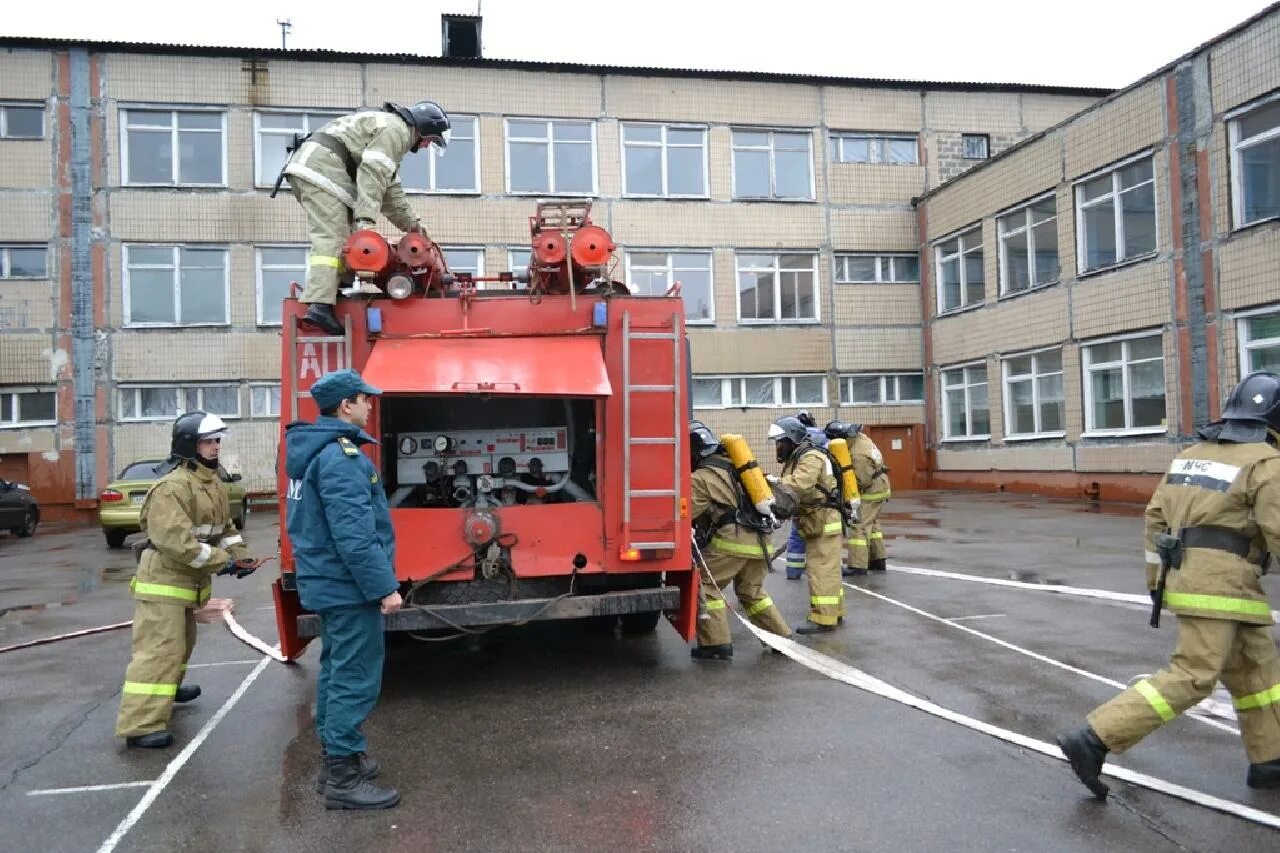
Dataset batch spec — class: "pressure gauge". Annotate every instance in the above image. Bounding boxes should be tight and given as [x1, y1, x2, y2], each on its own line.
[434, 435, 452, 453]
[398, 437, 417, 455]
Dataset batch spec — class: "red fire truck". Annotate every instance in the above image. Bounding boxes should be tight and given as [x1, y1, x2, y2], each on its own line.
[272, 202, 697, 660]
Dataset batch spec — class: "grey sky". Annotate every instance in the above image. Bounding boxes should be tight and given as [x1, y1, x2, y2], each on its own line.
[6, 0, 1274, 90]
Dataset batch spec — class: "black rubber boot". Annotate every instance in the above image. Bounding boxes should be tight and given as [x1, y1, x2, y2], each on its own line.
[315, 752, 381, 794]
[1247, 758, 1280, 789]
[324, 754, 399, 810]
[302, 303, 343, 336]
[174, 684, 201, 704]
[795, 620, 838, 635]
[690, 644, 733, 661]
[842, 566, 867, 577]
[869, 558, 887, 572]
[126, 732, 173, 749]
[1056, 726, 1110, 801]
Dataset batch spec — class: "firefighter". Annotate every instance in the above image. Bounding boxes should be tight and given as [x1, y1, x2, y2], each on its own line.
[279, 101, 451, 336]
[768, 416, 846, 634]
[114, 412, 261, 749]
[689, 422, 792, 659]
[784, 411, 834, 580]
[1057, 371, 1280, 799]
[826, 421, 892, 576]
[285, 368, 402, 810]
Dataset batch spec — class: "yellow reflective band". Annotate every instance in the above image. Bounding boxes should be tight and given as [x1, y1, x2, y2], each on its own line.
[1163, 592, 1272, 618]
[822, 521, 843, 535]
[123, 681, 178, 697]
[811, 595, 842, 605]
[310, 255, 341, 268]
[847, 538, 867, 546]
[869, 532, 884, 540]
[1233, 683, 1280, 711]
[132, 580, 200, 602]
[862, 491, 891, 501]
[747, 597, 775, 616]
[1135, 679, 1175, 722]
[710, 537, 769, 558]
[704, 599, 727, 611]
[785, 559, 805, 567]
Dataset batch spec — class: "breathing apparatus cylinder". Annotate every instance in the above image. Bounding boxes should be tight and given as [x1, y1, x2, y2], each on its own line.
[721, 433, 775, 516]
[827, 438, 860, 504]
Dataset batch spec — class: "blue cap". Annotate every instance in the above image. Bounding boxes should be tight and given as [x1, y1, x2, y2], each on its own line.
[310, 369, 382, 410]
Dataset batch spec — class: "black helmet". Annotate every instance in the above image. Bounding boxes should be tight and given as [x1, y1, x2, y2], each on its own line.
[385, 101, 451, 152]
[796, 410, 816, 428]
[768, 416, 808, 446]
[689, 421, 721, 465]
[823, 420, 861, 441]
[1217, 371, 1280, 443]
[171, 411, 228, 460]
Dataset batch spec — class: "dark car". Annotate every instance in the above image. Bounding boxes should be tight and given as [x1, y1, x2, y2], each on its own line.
[0, 477, 39, 538]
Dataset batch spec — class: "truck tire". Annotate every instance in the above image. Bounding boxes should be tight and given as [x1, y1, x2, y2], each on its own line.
[619, 610, 661, 635]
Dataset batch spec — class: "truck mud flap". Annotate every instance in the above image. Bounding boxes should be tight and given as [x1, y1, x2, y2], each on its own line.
[272, 578, 313, 661]
[295, 587, 681, 638]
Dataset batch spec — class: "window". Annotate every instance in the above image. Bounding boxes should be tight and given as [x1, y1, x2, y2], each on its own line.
[1228, 96, 1280, 227]
[254, 111, 343, 187]
[441, 247, 484, 280]
[124, 245, 229, 326]
[122, 109, 224, 185]
[691, 375, 826, 409]
[1075, 154, 1156, 273]
[842, 373, 925, 405]
[0, 102, 44, 139]
[250, 384, 281, 417]
[506, 119, 595, 195]
[935, 226, 984, 313]
[1002, 349, 1065, 438]
[0, 387, 56, 427]
[118, 384, 241, 421]
[0, 245, 48, 279]
[402, 115, 479, 193]
[625, 251, 713, 323]
[830, 132, 918, 165]
[1239, 310, 1280, 374]
[499, 248, 532, 291]
[1082, 334, 1166, 435]
[834, 253, 919, 284]
[941, 364, 990, 440]
[962, 134, 990, 160]
[256, 246, 305, 325]
[736, 253, 818, 323]
[622, 124, 707, 197]
[998, 196, 1059, 294]
[732, 129, 813, 200]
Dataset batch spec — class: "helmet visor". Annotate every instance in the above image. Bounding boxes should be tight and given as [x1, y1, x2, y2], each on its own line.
[766, 424, 785, 440]
[429, 127, 451, 152]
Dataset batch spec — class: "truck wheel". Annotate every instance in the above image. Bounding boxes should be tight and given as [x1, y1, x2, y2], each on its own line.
[104, 529, 128, 549]
[619, 610, 661, 635]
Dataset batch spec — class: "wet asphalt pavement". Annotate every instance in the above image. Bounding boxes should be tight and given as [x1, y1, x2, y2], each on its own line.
[1, 493, 1277, 852]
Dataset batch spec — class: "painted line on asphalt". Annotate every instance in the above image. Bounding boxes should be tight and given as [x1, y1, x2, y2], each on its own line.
[844, 582, 1239, 735]
[945, 613, 1005, 622]
[27, 781, 154, 797]
[96, 655, 273, 853]
[186, 659, 262, 669]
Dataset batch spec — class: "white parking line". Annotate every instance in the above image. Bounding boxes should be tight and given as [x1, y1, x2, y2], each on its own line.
[186, 659, 261, 669]
[946, 613, 1005, 622]
[28, 781, 154, 796]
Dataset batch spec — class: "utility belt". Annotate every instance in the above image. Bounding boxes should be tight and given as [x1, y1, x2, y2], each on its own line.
[1150, 525, 1265, 628]
[1177, 525, 1255, 560]
[270, 131, 358, 198]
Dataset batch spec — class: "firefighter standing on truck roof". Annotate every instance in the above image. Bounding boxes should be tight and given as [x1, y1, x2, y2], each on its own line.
[826, 421, 892, 577]
[689, 422, 792, 660]
[114, 412, 262, 749]
[277, 101, 451, 337]
[769, 416, 846, 634]
[284, 368, 403, 810]
[1057, 371, 1280, 800]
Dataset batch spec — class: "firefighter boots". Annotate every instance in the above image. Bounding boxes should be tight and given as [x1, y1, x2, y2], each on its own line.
[1247, 758, 1280, 789]
[869, 558, 887, 572]
[315, 751, 381, 794]
[1057, 726, 1110, 801]
[842, 566, 867, 577]
[126, 732, 174, 749]
[324, 754, 400, 810]
[691, 644, 733, 661]
[174, 684, 201, 703]
[795, 620, 838, 635]
[302, 303, 344, 336]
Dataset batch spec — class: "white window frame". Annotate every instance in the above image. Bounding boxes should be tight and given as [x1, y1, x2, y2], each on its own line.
[1000, 347, 1066, 441]
[123, 244, 231, 328]
[117, 383, 242, 422]
[0, 244, 49, 279]
[690, 374, 826, 409]
[252, 109, 344, 188]
[730, 128, 815, 201]
[997, 193, 1060, 296]
[1227, 91, 1280, 229]
[504, 118, 598, 196]
[620, 122, 709, 198]
[1236, 304, 1280, 377]
[829, 132, 919, 165]
[0, 101, 46, 139]
[120, 106, 227, 187]
[735, 252, 820, 324]
[1081, 331, 1167, 437]
[0, 386, 57, 428]
[402, 113, 480, 194]
[933, 225, 984, 314]
[833, 253, 920, 284]
[1073, 151, 1158, 275]
[623, 250, 715, 324]
[940, 362, 991, 442]
[249, 383, 282, 418]
[841, 373, 925, 406]
[440, 246, 486, 282]
[255, 244, 306, 326]
[961, 134, 990, 160]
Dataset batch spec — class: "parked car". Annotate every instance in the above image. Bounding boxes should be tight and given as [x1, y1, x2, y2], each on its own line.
[99, 459, 247, 549]
[0, 477, 39, 538]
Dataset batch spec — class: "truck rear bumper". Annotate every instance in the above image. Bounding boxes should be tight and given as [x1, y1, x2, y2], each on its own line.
[295, 586, 682, 638]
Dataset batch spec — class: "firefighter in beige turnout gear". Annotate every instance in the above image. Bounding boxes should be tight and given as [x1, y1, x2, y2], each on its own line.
[826, 421, 891, 576]
[689, 422, 792, 660]
[1058, 371, 1280, 798]
[115, 412, 261, 749]
[280, 101, 451, 336]
[770, 416, 846, 634]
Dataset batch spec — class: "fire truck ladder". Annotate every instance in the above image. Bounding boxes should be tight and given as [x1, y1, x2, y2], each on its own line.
[620, 310, 683, 551]
[286, 312, 354, 419]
